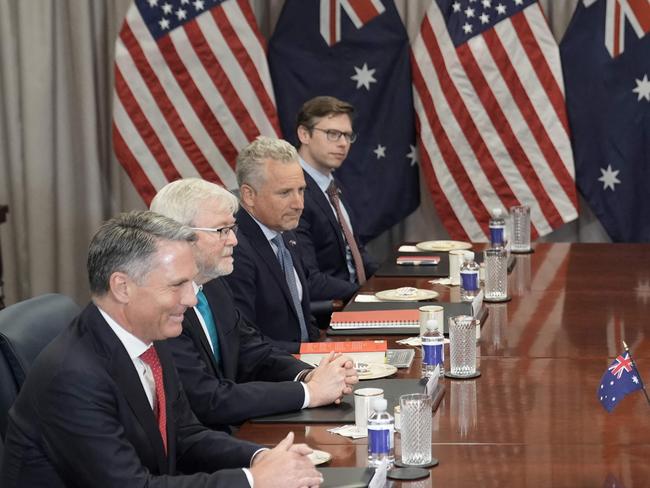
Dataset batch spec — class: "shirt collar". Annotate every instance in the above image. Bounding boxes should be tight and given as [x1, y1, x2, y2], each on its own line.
[98, 306, 151, 360]
[192, 281, 202, 295]
[299, 157, 333, 193]
[245, 208, 281, 243]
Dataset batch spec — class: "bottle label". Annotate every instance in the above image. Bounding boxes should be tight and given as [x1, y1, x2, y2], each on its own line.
[461, 271, 479, 291]
[368, 426, 392, 454]
[489, 226, 505, 245]
[422, 343, 443, 366]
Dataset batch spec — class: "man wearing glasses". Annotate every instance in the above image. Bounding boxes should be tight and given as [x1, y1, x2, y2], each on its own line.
[150, 178, 357, 433]
[295, 96, 377, 304]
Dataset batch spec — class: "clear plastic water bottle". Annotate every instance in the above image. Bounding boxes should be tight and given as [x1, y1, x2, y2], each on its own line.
[367, 397, 394, 467]
[460, 251, 480, 302]
[421, 319, 444, 377]
[489, 208, 506, 247]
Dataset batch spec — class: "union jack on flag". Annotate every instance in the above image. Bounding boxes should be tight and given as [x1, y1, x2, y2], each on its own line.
[584, 0, 650, 58]
[319, 0, 386, 46]
[598, 352, 645, 412]
[112, 0, 280, 204]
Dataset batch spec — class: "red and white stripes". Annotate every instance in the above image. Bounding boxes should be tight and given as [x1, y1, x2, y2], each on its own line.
[113, 0, 280, 204]
[412, 2, 578, 242]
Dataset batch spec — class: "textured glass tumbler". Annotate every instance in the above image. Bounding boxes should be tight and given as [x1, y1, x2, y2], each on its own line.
[484, 247, 508, 301]
[510, 205, 531, 252]
[399, 393, 432, 465]
[449, 315, 478, 376]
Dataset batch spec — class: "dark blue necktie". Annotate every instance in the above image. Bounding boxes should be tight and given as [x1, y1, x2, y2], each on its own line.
[196, 289, 221, 364]
[272, 235, 309, 341]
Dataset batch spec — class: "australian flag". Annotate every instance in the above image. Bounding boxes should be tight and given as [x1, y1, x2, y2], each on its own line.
[560, 0, 650, 241]
[268, 0, 419, 241]
[598, 352, 645, 412]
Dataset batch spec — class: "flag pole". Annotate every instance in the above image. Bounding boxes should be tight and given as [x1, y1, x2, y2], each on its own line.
[623, 341, 650, 407]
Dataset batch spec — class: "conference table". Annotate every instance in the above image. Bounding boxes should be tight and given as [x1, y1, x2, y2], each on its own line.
[236, 243, 650, 486]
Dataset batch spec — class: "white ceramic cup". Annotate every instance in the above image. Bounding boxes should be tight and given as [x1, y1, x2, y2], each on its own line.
[354, 387, 384, 430]
[418, 305, 444, 335]
[448, 250, 467, 286]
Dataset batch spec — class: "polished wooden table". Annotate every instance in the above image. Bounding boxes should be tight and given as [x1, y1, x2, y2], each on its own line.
[237, 243, 650, 486]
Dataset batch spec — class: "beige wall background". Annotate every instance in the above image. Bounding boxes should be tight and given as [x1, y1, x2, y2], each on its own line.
[0, 0, 602, 307]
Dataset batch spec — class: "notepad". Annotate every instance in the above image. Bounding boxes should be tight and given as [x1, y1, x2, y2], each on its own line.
[396, 255, 440, 266]
[296, 340, 387, 364]
[330, 309, 419, 330]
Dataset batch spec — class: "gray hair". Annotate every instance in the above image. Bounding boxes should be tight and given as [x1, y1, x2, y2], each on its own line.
[236, 136, 299, 189]
[87, 210, 197, 295]
[150, 178, 238, 225]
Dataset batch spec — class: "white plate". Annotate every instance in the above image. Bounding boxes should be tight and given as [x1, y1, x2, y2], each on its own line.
[358, 363, 398, 380]
[416, 240, 472, 252]
[375, 288, 439, 301]
[308, 449, 332, 466]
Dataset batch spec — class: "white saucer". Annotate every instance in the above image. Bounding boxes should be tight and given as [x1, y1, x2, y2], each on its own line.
[375, 288, 439, 301]
[416, 240, 472, 252]
[308, 449, 332, 466]
[358, 363, 398, 380]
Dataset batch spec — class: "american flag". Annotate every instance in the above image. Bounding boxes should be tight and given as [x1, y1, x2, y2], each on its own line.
[112, 0, 280, 204]
[598, 351, 645, 412]
[411, 0, 578, 242]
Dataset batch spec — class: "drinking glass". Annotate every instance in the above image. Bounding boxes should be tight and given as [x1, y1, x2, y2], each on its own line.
[483, 247, 508, 301]
[510, 205, 531, 252]
[449, 315, 478, 376]
[399, 393, 432, 465]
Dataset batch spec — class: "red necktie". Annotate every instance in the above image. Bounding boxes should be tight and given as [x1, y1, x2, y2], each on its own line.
[326, 181, 366, 285]
[139, 346, 167, 453]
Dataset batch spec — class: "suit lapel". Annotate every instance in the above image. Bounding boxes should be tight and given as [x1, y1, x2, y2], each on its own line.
[93, 311, 168, 474]
[305, 172, 347, 257]
[184, 307, 221, 376]
[237, 209, 300, 319]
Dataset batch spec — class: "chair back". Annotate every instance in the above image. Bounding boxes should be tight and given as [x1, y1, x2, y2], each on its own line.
[0, 294, 80, 438]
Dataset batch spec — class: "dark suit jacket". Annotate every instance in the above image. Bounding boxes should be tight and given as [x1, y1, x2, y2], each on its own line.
[225, 208, 319, 353]
[0, 304, 260, 488]
[168, 278, 313, 430]
[296, 171, 378, 301]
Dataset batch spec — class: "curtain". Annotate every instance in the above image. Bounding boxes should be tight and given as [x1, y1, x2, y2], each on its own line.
[0, 0, 601, 306]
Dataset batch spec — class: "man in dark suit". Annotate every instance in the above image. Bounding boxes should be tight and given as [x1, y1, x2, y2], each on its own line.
[226, 137, 320, 353]
[0, 211, 322, 488]
[150, 179, 357, 431]
[295, 96, 378, 302]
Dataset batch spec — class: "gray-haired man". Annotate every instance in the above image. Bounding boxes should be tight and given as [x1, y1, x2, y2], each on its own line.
[1, 210, 322, 488]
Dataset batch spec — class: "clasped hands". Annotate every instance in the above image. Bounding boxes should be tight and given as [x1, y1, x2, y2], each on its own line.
[304, 351, 358, 407]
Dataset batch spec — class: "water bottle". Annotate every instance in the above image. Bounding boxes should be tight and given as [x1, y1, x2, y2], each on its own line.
[460, 251, 480, 302]
[489, 208, 506, 247]
[421, 319, 444, 377]
[367, 397, 395, 467]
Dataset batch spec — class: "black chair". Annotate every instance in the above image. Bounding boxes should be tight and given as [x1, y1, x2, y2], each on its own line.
[0, 294, 80, 438]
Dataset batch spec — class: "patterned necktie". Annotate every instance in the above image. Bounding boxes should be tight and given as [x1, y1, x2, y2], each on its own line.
[139, 346, 167, 454]
[326, 181, 366, 285]
[196, 289, 221, 364]
[272, 235, 309, 341]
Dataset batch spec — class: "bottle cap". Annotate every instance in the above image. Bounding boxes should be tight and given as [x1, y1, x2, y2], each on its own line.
[425, 319, 438, 331]
[373, 398, 387, 413]
[492, 208, 503, 217]
[463, 251, 475, 261]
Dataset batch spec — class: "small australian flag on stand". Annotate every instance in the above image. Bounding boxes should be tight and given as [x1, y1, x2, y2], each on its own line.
[598, 352, 645, 413]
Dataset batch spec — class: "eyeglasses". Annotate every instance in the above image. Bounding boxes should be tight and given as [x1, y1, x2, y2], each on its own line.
[311, 127, 357, 144]
[190, 223, 238, 241]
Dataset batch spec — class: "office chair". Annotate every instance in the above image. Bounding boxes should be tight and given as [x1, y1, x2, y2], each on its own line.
[0, 294, 80, 438]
